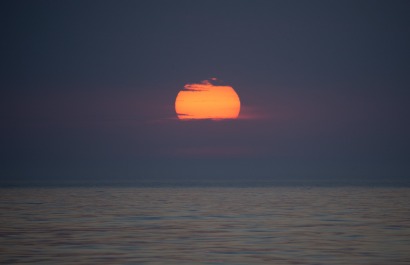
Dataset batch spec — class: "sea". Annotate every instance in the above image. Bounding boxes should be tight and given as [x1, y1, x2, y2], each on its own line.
[1, 186, 409, 264]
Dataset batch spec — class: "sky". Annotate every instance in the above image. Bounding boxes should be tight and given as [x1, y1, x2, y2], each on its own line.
[1, 0, 409, 186]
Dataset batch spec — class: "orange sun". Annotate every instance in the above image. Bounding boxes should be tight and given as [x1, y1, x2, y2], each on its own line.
[175, 79, 241, 120]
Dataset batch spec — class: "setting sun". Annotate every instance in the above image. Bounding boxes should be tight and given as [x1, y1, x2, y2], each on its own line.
[175, 79, 241, 120]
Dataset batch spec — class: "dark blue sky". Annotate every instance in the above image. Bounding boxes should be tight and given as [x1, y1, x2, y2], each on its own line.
[1, 0, 409, 185]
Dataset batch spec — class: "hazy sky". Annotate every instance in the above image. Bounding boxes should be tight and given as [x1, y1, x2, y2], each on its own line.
[1, 0, 409, 185]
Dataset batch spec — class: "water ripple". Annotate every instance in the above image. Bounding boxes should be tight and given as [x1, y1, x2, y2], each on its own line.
[1, 187, 409, 264]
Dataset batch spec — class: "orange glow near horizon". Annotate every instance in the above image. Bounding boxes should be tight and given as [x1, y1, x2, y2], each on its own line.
[175, 79, 241, 120]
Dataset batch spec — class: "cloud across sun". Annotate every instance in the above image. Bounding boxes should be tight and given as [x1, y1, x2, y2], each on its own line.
[175, 79, 241, 120]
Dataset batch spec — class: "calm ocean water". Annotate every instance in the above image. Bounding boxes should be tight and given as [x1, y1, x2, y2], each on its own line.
[1, 187, 409, 264]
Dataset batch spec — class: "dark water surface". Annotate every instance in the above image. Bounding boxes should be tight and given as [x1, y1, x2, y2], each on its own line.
[1, 187, 409, 264]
